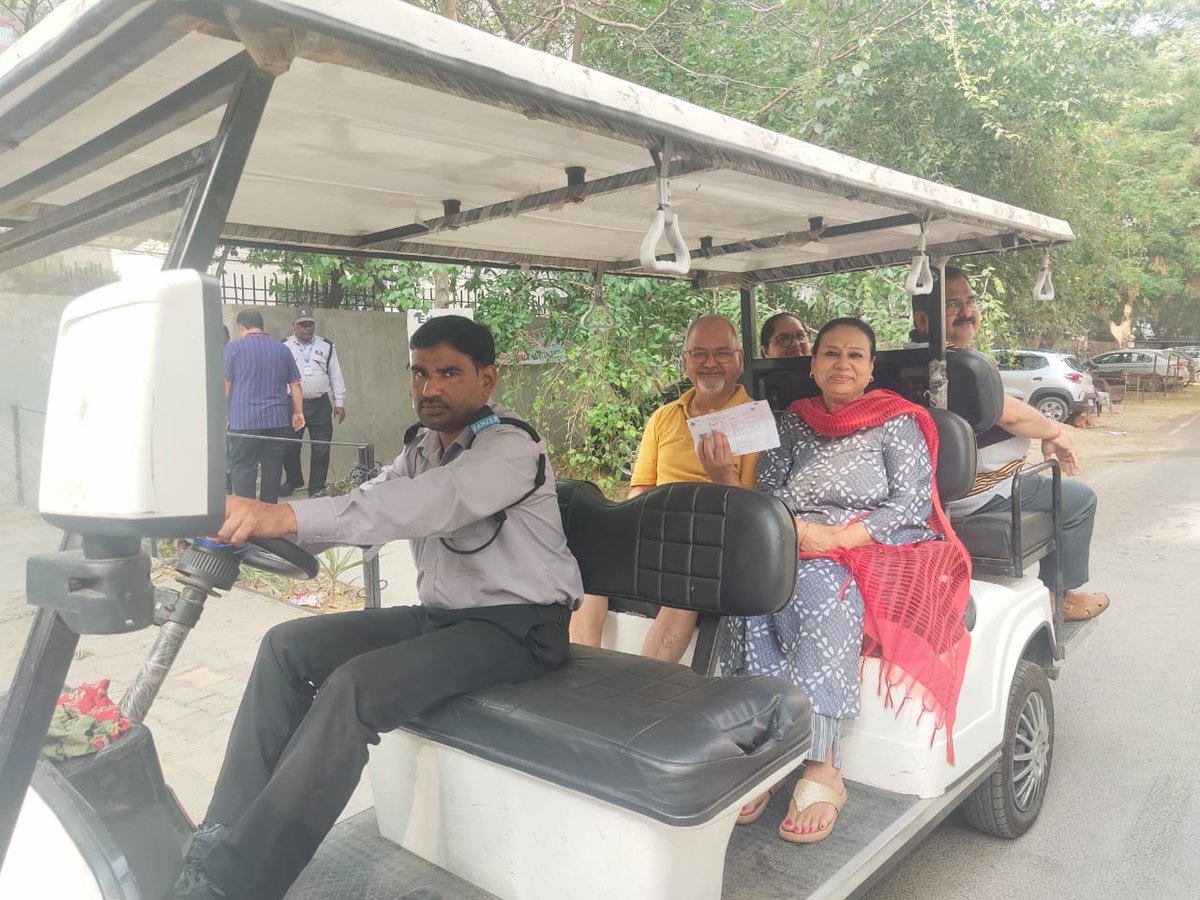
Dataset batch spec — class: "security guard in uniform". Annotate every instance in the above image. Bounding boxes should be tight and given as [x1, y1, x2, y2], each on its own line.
[280, 308, 346, 496]
[170, 316, 582, 900]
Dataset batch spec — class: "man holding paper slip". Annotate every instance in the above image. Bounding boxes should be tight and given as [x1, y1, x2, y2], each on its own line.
[571, 314, 773, 662]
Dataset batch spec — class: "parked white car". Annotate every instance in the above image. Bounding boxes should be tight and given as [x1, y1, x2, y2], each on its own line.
[995, 350, 1094, 422]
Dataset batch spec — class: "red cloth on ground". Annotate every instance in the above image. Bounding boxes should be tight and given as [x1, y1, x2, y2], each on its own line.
[788, 389, 972, 762]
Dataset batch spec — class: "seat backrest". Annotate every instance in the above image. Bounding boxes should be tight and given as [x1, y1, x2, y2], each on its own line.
[754, 347, 1004, 439]
[556, 480, 797, 617]
[928, 407, 977, 502]
[946, 347, 1004, 433]
[752, 347, 931, 411]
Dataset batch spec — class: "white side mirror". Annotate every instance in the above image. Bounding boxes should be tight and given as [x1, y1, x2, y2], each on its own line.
[38, 270, 226, 537]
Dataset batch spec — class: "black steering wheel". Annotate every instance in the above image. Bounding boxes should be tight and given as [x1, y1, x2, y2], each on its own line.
[240, 537, 321, 580]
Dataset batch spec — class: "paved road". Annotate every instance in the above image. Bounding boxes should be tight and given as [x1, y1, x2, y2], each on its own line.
[867, 409, 1200, 900]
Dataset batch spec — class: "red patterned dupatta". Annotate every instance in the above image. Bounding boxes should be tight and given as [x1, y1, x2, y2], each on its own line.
[788, 389, 972, 762]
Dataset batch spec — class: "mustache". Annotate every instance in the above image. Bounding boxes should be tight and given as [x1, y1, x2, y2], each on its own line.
[953, 316, 976, 326]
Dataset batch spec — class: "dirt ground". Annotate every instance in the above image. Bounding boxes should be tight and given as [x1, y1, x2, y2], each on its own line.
[1058, 384, 1200, 472]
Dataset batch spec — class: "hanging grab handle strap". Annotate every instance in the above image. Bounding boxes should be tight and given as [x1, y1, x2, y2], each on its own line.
[1033, 247, 1055, 301]
[639, 209, 692, 275]
[639, 140, 691, 275]
[905, 221, 934, 296]
[580, 269, 616, 330]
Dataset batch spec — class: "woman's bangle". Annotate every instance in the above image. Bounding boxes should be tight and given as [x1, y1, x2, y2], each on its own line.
[798, 521, 811, 551]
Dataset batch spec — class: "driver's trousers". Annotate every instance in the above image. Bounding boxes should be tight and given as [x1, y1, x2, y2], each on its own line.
[202, 602, 571, 900]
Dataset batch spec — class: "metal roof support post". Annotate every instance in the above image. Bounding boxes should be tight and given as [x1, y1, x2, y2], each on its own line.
[928, 259, 948, 409]
[739, 285, 757, 369]
[165, 62, 276, 271]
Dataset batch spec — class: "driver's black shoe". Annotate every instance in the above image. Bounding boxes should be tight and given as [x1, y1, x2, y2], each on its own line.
[183, 822, 231, 871]
[278, 482, 295, 497]
[169, 860, 228, 900]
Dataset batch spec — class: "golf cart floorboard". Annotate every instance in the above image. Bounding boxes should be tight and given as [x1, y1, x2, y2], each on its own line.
[1060, 616, 1099, 656]
[723, 779, 919, 900]
[288, 809, 497, 900]
[288, 781, 921, 900]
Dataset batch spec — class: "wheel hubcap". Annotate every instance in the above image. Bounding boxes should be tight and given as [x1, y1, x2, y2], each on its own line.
[1012, 692, 1050, 811]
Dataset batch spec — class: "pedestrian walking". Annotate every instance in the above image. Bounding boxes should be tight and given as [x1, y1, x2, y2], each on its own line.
[280, 308, 346, 496]
[225, 309, 305, 503]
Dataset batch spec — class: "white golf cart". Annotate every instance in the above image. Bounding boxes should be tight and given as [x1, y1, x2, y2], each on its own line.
[0, 2, 1095, 898]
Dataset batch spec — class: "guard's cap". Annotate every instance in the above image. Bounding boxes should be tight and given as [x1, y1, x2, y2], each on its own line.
[294, 308, 316, 323]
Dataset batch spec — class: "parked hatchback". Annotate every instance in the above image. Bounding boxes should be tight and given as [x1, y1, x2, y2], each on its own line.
[1088, 348, 1189, 389]
[995, 350, 1094, 422]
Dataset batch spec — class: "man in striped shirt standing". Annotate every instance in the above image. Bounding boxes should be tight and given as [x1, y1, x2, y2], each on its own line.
[225, 309, 305, 503]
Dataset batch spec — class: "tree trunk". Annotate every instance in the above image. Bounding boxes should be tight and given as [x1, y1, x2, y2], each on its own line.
[571, 13, 583, 63]
[1108, 295, 1135, 347]
[432, 269, 451, 308]
[441, 0, 458, 22]
[326, 266, 345, 309]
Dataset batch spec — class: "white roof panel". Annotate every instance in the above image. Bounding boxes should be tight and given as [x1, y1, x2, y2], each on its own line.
[0, 0, 1074, 284]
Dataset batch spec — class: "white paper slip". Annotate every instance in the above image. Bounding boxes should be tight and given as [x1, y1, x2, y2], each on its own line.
[687, 400, 780, 457]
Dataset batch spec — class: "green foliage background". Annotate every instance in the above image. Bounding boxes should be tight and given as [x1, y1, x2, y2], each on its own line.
[239, 0, 1200, 482]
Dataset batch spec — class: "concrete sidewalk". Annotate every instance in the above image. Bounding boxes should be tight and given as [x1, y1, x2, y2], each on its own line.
[0, 502, 422, 824]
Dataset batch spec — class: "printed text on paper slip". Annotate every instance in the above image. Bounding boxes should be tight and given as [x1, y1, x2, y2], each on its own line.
[686, 400, 781, 456]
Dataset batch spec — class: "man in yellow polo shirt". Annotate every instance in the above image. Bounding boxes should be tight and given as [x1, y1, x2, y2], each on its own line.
[570, 313, 759, 662]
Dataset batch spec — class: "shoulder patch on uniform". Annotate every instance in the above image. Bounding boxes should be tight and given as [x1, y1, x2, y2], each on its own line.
[470, 413, 501, 434]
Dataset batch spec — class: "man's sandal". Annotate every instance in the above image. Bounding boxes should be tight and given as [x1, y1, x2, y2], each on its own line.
[1063, 590, 1110, 621]
[737, 779, 786, 826]
[778, 779, 847, 844]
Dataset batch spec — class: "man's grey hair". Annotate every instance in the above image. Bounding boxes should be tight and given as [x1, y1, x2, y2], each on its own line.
[684, 313, 739, 347]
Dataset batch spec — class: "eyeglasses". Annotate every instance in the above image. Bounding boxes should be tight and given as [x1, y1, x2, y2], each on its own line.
[770, 331, 809, 348]
[946, 297, 980, 313]
[684, 348, 738, 364]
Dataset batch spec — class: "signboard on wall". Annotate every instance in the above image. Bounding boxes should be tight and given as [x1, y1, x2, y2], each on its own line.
[406, 307, 474, 336]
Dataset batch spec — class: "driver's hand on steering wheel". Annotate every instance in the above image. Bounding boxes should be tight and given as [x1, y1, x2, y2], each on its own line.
[219, 496, 299, 545]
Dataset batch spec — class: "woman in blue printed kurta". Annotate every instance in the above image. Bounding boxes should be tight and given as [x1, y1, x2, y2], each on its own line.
[720, 317, 937, 843]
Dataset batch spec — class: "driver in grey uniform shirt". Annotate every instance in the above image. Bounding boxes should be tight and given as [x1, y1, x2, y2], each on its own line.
[170, 315, 583, 900]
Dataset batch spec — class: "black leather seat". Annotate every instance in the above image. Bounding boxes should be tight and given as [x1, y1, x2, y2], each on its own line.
[404, 481, 813, 826]
[944, 350, 1063, 582]
[952, 508, 1054, 566]
[408, 645, 808, 825]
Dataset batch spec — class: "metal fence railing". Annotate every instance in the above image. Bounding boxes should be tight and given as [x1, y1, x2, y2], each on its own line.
[218, 272, 482, 313]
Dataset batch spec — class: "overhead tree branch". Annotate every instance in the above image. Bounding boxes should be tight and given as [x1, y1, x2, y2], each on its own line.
[753, 0, 934, 121]
[484, 0, 517, 40]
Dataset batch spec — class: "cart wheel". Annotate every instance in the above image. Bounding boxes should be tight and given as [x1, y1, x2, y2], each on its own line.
[962, 660, 1054, 838]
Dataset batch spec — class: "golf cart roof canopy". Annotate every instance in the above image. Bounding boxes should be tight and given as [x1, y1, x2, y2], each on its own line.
[0, 0, 1074, 286]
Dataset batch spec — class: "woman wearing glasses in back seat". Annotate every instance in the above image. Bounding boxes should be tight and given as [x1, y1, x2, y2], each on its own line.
[760, 312, 812, 358]
[722, 317, 972, 845]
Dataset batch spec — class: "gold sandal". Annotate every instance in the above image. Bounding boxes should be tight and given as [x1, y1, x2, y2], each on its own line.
[778, 779, 847, 844]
